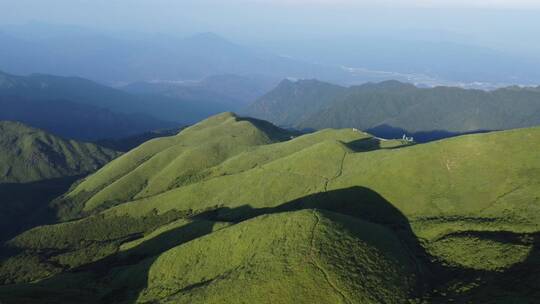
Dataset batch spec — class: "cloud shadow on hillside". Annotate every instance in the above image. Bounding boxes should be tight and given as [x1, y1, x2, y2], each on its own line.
[3, 186, 540, 303]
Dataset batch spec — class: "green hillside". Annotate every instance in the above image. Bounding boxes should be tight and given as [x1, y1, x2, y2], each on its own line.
[0, 121, 120, 242]
[54, 112, 294, 219]
[0, 209, 419, 304]
[0, 121, 119, 183]
[1, 113, 539, 303]
[245, 79, 540, 141]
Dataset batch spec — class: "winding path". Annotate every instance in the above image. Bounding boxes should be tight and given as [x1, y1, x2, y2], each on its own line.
[309, 211, 352, 304]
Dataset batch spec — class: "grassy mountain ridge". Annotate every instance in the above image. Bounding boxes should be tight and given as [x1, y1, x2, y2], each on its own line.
[1, 113, 539, 303]
[53, 112, 293, 219]
[245, 79, 540, 141]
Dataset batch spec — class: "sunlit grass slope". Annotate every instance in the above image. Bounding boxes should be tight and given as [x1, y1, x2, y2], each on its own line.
[84, 125, 540, 239]
[58, 112, 293, 218]
[1, 113, 539, 303]
[135, 210, 417, 304]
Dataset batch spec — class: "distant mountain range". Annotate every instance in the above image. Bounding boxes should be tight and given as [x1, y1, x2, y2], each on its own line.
[268, 34, 540, 85]
[245, 79, 540, 142]
[121, 74, 279, 110]
[2, 22, 539, 87]
[0, 70, 178, 140]
[0, 27, 340, 84]
[0, 70, 275, 140]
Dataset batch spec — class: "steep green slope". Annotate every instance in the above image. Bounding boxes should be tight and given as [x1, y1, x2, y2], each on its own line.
[1, 113, 539, 303]
[246, 79, 540, 141]
[55, 112, 293, 219]
[0, 121, 119, 183]
[87, 125, 538, 229]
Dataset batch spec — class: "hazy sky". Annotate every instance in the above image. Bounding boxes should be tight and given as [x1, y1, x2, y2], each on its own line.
[2, 0, 540, 55]
[245, 0, 540, 8]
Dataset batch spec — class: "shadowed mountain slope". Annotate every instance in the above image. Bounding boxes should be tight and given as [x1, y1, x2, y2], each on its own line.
[0, 121, 120, 242]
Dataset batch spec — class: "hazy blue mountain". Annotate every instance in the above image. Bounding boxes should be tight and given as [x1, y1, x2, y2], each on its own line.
[246, 79, 540, 141]
[255, 32, 540, 85]
[4, 22, 540, 87]
[121, 74, 279, 110]
[0, 70, 139, 113]
[0, 26, 341, 84]
[0, 70, 265, 139]
[0, 95, 177, 141]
